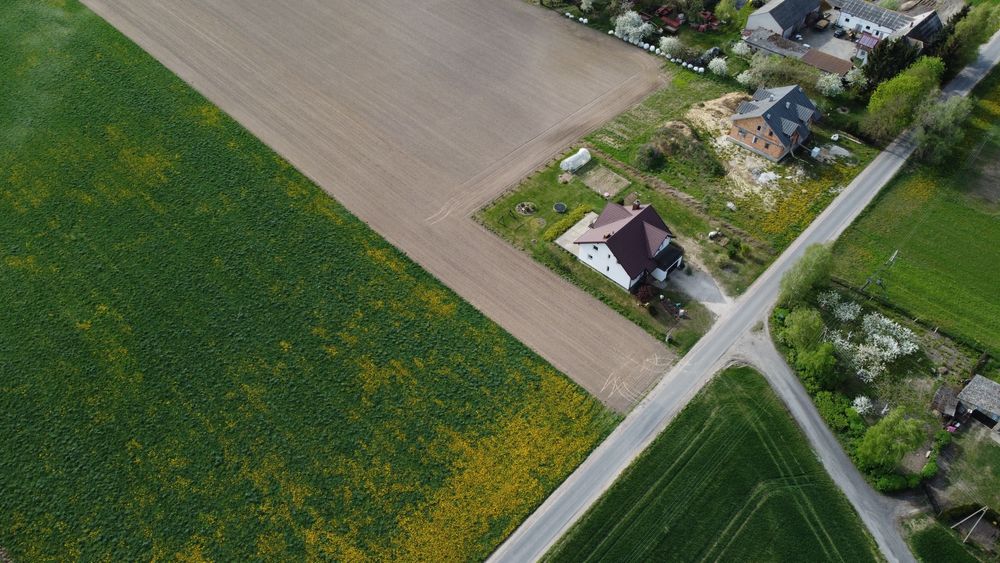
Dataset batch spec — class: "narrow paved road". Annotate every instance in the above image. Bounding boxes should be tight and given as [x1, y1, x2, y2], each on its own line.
[490, 28, 1000, 563]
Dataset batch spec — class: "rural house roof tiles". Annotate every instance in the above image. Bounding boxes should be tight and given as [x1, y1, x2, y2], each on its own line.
[575, 203, 675, 279]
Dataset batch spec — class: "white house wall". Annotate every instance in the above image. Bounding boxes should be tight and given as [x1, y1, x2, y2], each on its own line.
[747, 13, 785, 36]
[578, 242, 633, 289]
[837, 12, 894, 38]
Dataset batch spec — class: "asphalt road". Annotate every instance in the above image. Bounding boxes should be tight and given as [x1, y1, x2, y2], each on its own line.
[490, 28, 1000, 563]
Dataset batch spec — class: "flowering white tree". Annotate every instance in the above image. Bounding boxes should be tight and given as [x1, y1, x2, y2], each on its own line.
[736, 69, 757, 87]
[708, 57, 729, 76]
[732, 40, 752, 57]
[817, 73, 845, 97]
[845, 67, 869, 90]
[817, 290, 861, 322]
[580, 0, 594, 12]
[616, 11, 655, 42]
[826, 312, 919, 383]
[852, 395, 874, 416]
[659, 36, 684, 57]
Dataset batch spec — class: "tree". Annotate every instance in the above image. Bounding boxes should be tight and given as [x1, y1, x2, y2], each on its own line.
[659, 36, 684, 57]
[580, 0, 594, 12]
[708, 57, 729, 76]
[912, 93, 974, 164]
[796, 343, 839, 390]
[862, 38, 920, 89]
[932, 3, 1000, 79]
[784, 307, 824, 351]
[854, 409, 924, 470]
[862, 56, 944, 142]
[816, 73, 844, 97]
[714, 0, 737, 24]
[844, 67, 869, 93]
[615, 11, 655, 42]
[778, 243, 832, 306]
[731, 40, 752, 58]
[635, 143, 664, 170]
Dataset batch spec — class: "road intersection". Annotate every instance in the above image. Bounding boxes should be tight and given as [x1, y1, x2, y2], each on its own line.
[490, 28, 1000, 563]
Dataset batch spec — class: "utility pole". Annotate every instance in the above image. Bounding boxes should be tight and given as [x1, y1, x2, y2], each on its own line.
[860, 249, 898, 295]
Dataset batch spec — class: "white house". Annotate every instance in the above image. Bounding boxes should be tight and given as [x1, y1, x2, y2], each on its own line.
[573, 202, 683, 291]
[745, 0, 821, 39]
[834, 0, 942, 43]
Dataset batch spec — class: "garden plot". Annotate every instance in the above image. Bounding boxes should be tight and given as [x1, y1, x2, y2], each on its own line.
[580, 165, 629, 197]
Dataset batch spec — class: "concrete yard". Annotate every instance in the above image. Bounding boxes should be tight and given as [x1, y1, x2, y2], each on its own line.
[82, 0, 668, 412]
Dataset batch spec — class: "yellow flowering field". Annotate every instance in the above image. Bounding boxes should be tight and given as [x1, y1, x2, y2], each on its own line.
[0, 1, 617, 560]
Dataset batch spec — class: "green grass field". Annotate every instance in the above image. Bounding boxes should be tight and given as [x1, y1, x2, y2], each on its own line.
[546, 367, 879, 563]
[0, 2, 620, 560]
[908, 519, 982, 563]
[831, 68, 1000, 355]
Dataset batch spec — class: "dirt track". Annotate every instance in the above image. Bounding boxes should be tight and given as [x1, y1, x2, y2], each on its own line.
[81, 0, 668, 412]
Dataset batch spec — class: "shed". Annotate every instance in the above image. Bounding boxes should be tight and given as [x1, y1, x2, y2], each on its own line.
[931, 386, 959, 418]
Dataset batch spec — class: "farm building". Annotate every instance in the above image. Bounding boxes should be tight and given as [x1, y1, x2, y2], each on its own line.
[573, 202, 683, 291]
[958, 375, 1000, 433]
[745, 0, 821, 38]
[727, 85, 820, 161]
[833, 0, 942, 43]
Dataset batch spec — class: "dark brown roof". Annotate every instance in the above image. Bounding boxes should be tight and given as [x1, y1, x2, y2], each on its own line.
[574, 203, 674, 278]
[931, 386, 959, 416]
[801, 49, 853, 75]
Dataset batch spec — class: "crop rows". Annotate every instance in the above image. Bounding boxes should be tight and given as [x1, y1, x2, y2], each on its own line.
[0, 2, 617, 560]
[546, 367, 880, 562]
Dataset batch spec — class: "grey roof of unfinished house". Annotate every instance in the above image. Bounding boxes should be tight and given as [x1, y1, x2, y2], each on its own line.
[731, 85, 819, 148]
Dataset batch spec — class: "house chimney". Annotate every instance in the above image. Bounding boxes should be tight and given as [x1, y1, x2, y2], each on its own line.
[785, 101, 791, 109]
[632, 200, 641, 210]
[769, 94, 775, 102]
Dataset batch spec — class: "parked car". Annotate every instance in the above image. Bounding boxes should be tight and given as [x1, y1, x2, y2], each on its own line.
[833, 28, 846, 38]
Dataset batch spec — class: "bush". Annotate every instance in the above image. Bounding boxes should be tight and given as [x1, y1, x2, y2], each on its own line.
[543, 204, 592, 241]
[778, 243, 832, 306]
[920, 459, 939, 479]
[855, 409, 924, 471]
[635, 143, 664, 171]
[659, 36, 684, 57]
[731, 40, 752, 58]
[636, 284, 656, 304]
[814, 391, 851, 431]
[796, 343, 839, 390]
[708, 57, 729, 77]
[783, 307, 824, 351]
[874, 473, 910, 492]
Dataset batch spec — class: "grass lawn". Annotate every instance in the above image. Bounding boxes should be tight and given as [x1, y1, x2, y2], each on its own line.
[831, 67, 1000, 355]
[907, 517, 982, 563]
[545, 366, 880, 563]
[0, 2, 620, 560]
[943, 426, 1000, 513]
[477, 156, 714, 351]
